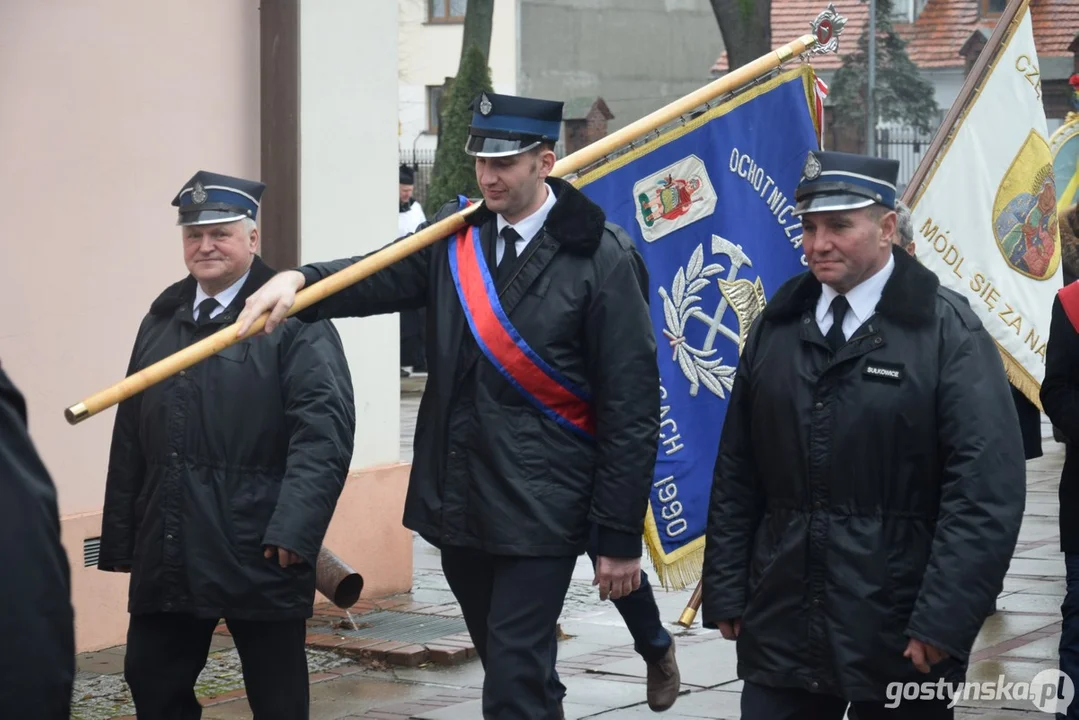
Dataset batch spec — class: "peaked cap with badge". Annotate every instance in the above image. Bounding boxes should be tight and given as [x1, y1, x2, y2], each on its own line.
[792, 150, 900, 216]
[171, 170, 266, 227]
[465, 91, 564, 157]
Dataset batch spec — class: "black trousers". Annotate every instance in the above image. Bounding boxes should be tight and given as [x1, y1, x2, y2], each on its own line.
[741, 680, 953, 720]
[549, 526, 670, 701]
[441, 546, 577, 720]
[124, 613, 310, 720]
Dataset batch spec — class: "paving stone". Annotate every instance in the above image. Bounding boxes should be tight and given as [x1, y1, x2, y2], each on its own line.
[75, 650, 126, 676]
[594, 636, 738, 689]
[70, 647, 356, 720]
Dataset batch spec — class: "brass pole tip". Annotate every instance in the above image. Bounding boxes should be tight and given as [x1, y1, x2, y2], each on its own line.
[676, 608, 697, 628]
[65, 402, 89, 425]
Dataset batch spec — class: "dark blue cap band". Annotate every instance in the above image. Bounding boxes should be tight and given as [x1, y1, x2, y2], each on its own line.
[178, 187, 259, 217]
[468, 112, 561, 140]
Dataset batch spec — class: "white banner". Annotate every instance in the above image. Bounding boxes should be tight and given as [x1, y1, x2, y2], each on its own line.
[909, 0, 1060, 406]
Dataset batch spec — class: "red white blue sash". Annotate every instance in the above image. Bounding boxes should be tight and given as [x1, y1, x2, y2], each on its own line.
[447, 196, 596, 440]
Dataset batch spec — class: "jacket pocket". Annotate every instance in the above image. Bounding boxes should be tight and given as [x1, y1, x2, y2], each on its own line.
[884, 519, 932, 635]
[229, 473, 280, 552]
[747, 510, 784, 597]
[508, 406, 556, 499]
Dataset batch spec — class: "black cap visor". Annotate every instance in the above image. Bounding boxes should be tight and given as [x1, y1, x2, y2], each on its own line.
[792, 193, 879, 217]
[465, 133, 543, 158]
[177, 207, 250, 227]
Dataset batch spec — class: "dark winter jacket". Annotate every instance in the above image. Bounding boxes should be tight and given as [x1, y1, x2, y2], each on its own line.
[0, 365, 75, 718]
[296, 177, 660, 558]
[98, 256, 356, 619]
[1041, 287, 1079, 552]
[701, 246, 1026, 701]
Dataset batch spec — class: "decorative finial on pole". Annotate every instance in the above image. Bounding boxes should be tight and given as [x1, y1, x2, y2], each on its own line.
[810, 3, 847, 55]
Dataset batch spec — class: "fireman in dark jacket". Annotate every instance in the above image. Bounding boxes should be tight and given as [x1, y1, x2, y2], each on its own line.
[98, 171, 356, 720]
[0, 365, 75, 719]
[702, 151, 1026, 719]
[236, 93, 661, 719]
[1040, 252, 1079, 719]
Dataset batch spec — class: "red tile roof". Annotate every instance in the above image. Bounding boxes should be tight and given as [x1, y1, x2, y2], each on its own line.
[1032, 0, 1079, 59]
[901, 0, 994, 68]
[711, 0, 1079, 74]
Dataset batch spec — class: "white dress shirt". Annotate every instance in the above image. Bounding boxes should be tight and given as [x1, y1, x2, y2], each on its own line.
[495, 183, 556, 265]
[193, 268, 250, 321]
[815, 252, 895, 341]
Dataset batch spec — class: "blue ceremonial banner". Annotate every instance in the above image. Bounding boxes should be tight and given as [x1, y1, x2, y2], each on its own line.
[576, 66, 824, 588]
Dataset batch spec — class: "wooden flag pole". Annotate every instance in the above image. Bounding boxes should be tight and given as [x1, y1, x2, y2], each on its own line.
[64, 11, 847, 425]
[65, 9, 848, 432]
[902, 0, 1029, 206]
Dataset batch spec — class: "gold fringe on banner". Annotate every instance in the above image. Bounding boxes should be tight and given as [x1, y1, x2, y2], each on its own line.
[998, 346, 1044, 412]
[643, 505, 706, 591]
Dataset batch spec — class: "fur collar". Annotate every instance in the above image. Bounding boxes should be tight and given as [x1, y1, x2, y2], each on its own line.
[761, 245, 939, 327]
[149, 255, 278, 316]
[465, 176, 606, 255]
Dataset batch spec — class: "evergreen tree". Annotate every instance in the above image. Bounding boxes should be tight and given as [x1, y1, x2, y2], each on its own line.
[425, 44, 493, 216]
[829, 0, 940, 140]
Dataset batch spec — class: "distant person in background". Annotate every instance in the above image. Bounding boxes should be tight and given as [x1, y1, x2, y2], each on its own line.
[399, 163, 426, 237]
[399, 164, 428, 377]
[894, 198, 916, 258]
[1061, 202, 1079, 287]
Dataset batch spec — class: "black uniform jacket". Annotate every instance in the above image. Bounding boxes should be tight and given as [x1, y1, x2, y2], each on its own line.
[296, 178, 661, 558]
[702, 247, 1026, 701]
[1041, 286, 1079, 552]
[0, 366, 75, 718]
[98, 257, 356, 620]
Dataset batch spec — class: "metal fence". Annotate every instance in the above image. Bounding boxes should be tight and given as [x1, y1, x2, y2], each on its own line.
[876, 124, 935, 198]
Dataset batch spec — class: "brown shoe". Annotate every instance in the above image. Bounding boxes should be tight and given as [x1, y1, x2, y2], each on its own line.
[646, 634, 680, 711]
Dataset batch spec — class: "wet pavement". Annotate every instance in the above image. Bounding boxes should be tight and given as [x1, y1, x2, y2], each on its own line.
[71, 393, 1073, 719]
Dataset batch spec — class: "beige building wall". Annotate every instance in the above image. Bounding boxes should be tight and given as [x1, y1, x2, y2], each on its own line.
[298, 0, 414, 603]
[398, 0, 518, 150]
[0, 0, 411, 653]
[0, 0, 260, 652]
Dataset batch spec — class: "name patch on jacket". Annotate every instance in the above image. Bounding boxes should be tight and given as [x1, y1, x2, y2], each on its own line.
[863, 361, 904, 384]
[447, 195, 596, 441]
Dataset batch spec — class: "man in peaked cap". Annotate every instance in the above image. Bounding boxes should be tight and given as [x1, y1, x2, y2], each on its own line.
[701, 150, 1026, 719]
[98, 170, 356, 719]
[236, 92, 663, 718]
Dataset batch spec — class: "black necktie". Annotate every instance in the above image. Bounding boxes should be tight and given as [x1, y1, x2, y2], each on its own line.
[827, 295, 849, 353]
[196, 298, 220, 327]
[498, 226, 521, 282]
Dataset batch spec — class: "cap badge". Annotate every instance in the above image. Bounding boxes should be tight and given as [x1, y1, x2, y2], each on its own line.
[479, 93, 493, 116]
[803, 153, 822, 181]
[192, 182, 208, 204]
